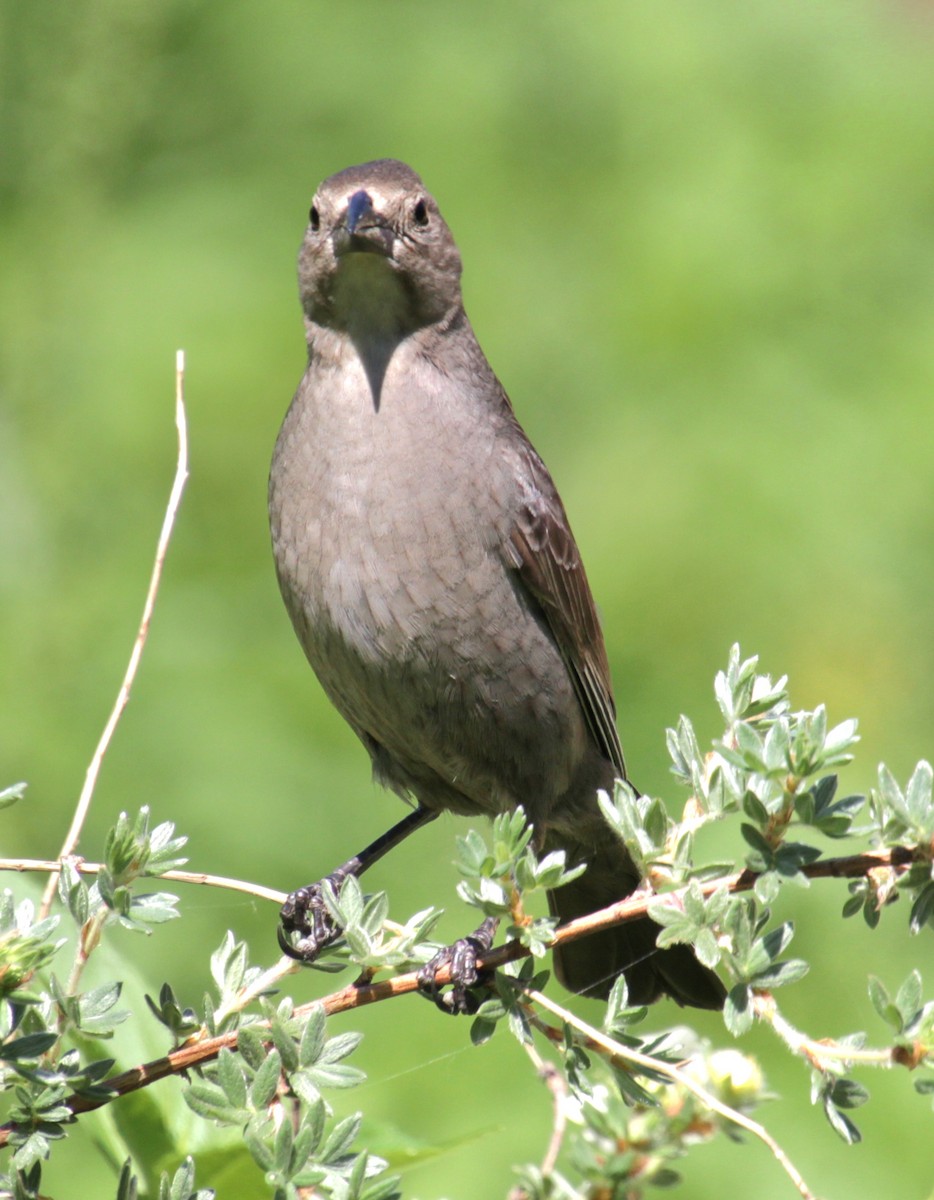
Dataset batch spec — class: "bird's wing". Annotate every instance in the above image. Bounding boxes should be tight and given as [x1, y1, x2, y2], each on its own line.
[502, 439, 627, 780]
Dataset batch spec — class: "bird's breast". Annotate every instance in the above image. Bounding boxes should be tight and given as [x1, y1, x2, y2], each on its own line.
[271, 341, 501, 661]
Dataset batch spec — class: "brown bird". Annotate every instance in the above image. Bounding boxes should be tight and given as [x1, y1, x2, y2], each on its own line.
[269, 159, 725, 1013]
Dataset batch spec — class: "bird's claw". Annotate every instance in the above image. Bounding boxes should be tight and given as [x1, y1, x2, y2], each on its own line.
[416, 917, 498, 1015]
[278, 877, 344, 962]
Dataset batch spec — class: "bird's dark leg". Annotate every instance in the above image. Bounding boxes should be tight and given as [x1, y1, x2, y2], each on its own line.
[417, 915, 500, 1015]
[278, 806, 438, 962]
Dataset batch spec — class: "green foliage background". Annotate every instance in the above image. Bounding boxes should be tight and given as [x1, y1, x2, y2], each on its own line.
[2, 2, 934, 1196]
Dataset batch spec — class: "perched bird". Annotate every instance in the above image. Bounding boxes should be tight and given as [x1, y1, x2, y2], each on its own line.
[269, 159, 725, 1012]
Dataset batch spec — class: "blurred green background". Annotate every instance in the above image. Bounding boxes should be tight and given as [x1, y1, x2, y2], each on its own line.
[3, 1, 934, 1196]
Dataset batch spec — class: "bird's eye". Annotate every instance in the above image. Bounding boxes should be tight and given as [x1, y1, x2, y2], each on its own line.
[309, 205, 320, 231]
[413, 199, 429, 227]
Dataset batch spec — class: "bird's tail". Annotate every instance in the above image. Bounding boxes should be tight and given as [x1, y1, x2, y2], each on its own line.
[546, 838, 726, 1010]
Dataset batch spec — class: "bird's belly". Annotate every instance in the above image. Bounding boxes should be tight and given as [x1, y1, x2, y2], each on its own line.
[272, 448, 585, 816]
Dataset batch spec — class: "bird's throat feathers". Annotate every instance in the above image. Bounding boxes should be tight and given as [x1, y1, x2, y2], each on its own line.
[333, 255, 411, 334]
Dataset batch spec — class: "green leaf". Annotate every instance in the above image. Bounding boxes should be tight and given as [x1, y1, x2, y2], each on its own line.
[823, 1100, 862, 1144]
[0, 781, 27, 809]
[740, 824, 773, 859]
[749, 958, 809, 988]
[760, 922, 795, 960]
[319, 1031, 364, 1065]
[347, 1150, 368, 1193]
[183, 1081, 244, 1124]
[270, 1019, 300, 1074]
[237, 1026, 268, 1071]
[146, 821, 188, 876]
[895, 970, 923, 1022]
[0, 1032, 58, 1060]
[360, 891, 389, 936]
[128, 892, 180, 926]
[210, 934, 246, 999]
[299, 1005, 326, 1066]
[741, 790, 769, 825]
[319, 1114, 363, 1164]
[469, 1017, 497, 1045]
[337, 875, 365, 927]
[11, 1132, 50, 1172]
[906, 761, 933, 825]
[867, 976, 899, 1028]
[909, 883, 934, 935]
[360, 1172, 403, 1200]
[77, 980, 128, 1035]
[752, 871, 780, 904]
[693, 927, 720, 968]
[117, 1159, 138, 1200]
[723, 985, 753, 1035]
[307, 1062, 366, 1089]
[734, 721, 766, 771]
[217, 1047, 247, 1108]
[830, 1078, 870, 1109]
[272, 1113, 294, 1173]
[250, 1048, 282, 1109]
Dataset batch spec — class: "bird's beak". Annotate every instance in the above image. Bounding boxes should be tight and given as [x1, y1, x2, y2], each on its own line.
[334, 189, 394, 258]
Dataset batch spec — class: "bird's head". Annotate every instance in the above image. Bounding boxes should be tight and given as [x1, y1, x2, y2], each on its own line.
[298, 159, 463, 336]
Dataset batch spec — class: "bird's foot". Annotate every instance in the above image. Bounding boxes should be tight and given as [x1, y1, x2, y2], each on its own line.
[278, 873, 348, 962]
[417, 916, 499, 1014]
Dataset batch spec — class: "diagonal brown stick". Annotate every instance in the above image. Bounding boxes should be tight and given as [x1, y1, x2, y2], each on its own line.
[0, 842, 918, 1148]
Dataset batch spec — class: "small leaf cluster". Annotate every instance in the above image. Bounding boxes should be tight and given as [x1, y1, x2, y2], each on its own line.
[0, 798, 390, 1200]
[114, 1156, 214, 1200]
[186, 959, 399, 1200]
[647, 884, 810, 1038]
[598, 645, 863, 898]
[314, 876, 442, 973]
[717, 911, 808, 1036]
[0, 805, 190, 1196]
[453, 807, 584, 956]
[590, 646, 934, 1149]
[695, 647, 861, 902]
[469, 957, 550, 1047]
[1, 1031, 114, 1176]
[204, 931, 279, 1032]
[869, 970, 934, 1096]
[597, 978, 670, 1107]
[597, 785, 684, 880]
[853, 761, 934, 933]
[603, 649, 836, 1021]
[59, 806, 184, 945]
[514, 1030, 766, 1200]
[0, 892, 63, 1000]
[807, 1037, 870, 1145]
[145, 981, 200, 1045]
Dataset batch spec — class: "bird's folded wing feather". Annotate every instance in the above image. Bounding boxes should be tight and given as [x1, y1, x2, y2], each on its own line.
[502, 438, 626, 781]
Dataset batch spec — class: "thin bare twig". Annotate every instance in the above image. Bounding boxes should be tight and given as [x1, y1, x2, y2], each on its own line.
[3, 857, 286, 906]
[753, 991, 907, 1071]
[39, 353, 190, 920]
[518, 1038, 568, 1183]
